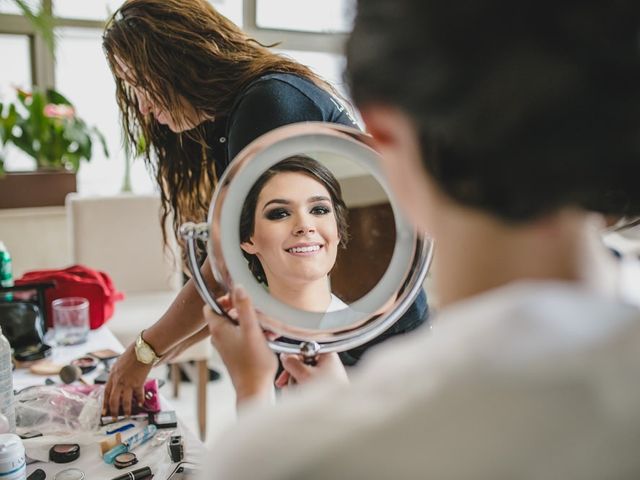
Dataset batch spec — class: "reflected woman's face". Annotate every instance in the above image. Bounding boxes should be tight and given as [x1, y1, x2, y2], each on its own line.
[241, 172, 340, 287]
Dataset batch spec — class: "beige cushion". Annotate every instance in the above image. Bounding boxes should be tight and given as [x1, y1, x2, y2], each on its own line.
[66, 193, 182, 293]
[108, 291, 213, 363]
[107, 291, 177, 347]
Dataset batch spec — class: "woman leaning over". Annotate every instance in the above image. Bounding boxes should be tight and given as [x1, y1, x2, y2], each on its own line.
[101, 0, 429, 415]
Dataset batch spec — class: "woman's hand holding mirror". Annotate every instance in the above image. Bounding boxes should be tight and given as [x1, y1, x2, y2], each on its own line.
[206, 284, 348, 400]
[204, 286, 278, 406]
[276, 353, 348, 388]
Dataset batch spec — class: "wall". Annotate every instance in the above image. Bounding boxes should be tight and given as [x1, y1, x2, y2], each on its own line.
[0, 206, 70, 277]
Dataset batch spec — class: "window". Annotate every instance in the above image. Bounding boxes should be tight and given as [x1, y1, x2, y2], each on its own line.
[0, 34, 31, 95]
[210, 0, 243, 27]
[256, 0, 354, 33]
[0, 33, 34, 171]
[1, 0, 354, 193]
[53, 0, 122, 21]
[55, 27, 155, 194]
[0, 0, 39, 15]
[277, 49, 348, 96]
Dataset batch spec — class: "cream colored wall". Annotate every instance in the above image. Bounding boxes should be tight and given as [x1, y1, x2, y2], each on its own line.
[0, 206, 70, 278]
[339, 174, 388, 208]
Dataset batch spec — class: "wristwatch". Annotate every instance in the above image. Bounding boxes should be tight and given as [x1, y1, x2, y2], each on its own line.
[134, 331, 161, 365]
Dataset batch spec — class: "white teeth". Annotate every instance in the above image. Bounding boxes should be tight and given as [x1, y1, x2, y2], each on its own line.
[288, 245, 321, 253]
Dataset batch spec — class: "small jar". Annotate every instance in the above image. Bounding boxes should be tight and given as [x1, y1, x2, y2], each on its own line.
[0, 434, 26, 480]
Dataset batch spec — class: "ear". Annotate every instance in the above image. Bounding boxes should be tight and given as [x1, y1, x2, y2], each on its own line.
[360, 104, 416, 152]
[240, 240, 257, 255]
[358, 104, 438, 234]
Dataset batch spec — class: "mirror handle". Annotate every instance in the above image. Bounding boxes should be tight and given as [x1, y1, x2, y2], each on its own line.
[300, 341, 320, 365]
[179, 222, 224, 316]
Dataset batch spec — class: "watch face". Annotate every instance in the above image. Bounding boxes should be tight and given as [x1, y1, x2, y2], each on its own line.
[137, 345, 154, 364]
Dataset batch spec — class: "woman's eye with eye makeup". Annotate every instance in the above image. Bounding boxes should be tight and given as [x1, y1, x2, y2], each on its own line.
[265, 208, 290, 220]
[310, 205, 332, 216]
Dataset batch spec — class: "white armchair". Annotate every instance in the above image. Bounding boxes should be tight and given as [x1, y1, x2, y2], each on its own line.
[66, 193, 212, 440]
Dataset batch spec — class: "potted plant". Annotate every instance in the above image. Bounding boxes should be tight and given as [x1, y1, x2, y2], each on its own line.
[0, 88, 109, 208]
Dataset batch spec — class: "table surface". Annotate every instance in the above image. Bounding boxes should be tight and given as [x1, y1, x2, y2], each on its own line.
[12, 326, 206, 479]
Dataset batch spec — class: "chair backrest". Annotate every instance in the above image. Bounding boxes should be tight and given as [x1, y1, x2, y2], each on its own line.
[66, 193, 182, 294]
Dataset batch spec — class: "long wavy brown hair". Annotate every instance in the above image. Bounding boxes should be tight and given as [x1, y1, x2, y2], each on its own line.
[102, 0, 338, 265]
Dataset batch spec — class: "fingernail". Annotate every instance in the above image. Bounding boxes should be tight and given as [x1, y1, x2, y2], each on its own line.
[235, 284, 247, 300]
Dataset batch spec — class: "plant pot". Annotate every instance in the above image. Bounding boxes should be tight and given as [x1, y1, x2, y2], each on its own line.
[0, 170, 77, 209]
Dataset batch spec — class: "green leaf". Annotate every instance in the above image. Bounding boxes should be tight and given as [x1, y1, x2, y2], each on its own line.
[67, 152, 81, 172]
[46, 89, 73, 106]
[93, 127, 110, 157]
[16, 89, 28, 105]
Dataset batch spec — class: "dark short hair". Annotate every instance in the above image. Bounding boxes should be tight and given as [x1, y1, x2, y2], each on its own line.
[346, 0, 640, 221]
[239, 155, 349, 284]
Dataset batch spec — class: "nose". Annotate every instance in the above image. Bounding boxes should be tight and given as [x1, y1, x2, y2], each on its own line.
[293, 219, 316, 236]
[135, 89, 152, 116]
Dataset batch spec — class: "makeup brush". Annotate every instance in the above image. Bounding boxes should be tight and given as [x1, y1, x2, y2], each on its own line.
[59, 364, 89, 385]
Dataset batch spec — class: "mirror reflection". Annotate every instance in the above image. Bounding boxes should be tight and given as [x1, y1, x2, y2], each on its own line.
[237, 152, 395, 328]
[240, 155, 349, 316]
[202, 122, 430, 343]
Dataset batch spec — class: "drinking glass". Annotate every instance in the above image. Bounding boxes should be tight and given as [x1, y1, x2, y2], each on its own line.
[52, 297, 89, 345]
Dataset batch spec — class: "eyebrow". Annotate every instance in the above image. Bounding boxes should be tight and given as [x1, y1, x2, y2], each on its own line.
[262, 195, 331, 211]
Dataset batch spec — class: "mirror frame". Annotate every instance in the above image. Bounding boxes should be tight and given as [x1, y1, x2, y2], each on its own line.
[180, 123, 434, 357]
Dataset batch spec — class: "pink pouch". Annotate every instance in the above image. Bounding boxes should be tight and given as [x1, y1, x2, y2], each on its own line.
[134, 378, 161, 413]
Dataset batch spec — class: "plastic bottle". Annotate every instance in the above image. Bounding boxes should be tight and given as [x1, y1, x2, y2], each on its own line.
[0, 242, 13, 301]
[0, 414, 9, 434]
[0, 327, 15, 433]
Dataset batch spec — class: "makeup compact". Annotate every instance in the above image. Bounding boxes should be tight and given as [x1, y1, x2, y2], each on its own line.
[88, 348, 120, 361]
[114, 452, 138, 469]
[49, 443, 80, 463]
[13, 343, 52, 363]
[54, 468, 85, 480]
[70, 356, 98, 374]
[151, 411, 177, 429]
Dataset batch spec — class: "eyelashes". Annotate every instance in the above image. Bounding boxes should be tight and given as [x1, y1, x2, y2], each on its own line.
[265, 208, 289, 220]
[264, 204, 333, 221]
[311, 205, 331, 216]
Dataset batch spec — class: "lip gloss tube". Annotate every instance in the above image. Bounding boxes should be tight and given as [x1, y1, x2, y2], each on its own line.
[110, 466, 152, 480]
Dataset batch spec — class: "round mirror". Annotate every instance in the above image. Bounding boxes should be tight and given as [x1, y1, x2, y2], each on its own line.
[181, 123, 433, 357]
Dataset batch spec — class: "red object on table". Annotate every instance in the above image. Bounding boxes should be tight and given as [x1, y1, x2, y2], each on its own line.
[15, 265, 124, 330]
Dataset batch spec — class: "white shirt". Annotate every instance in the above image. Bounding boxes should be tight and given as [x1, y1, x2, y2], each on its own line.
[327, 293, 348, 312]
[315, 294, 350, 330]
[202, 282, 640, 479]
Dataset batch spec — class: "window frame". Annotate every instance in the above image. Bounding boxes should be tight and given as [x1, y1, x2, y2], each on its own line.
[0, 0, 348, 91]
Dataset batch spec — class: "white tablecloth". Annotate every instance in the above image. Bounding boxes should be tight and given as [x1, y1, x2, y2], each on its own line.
[11, 326, 205, 479]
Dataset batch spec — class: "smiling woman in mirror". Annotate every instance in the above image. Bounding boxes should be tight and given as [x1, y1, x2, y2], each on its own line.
[240, 156, 349, 319]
